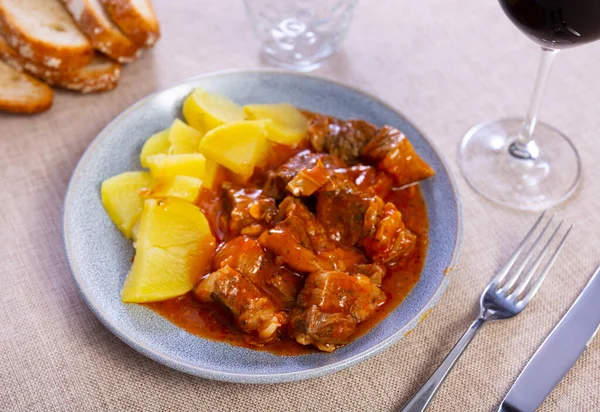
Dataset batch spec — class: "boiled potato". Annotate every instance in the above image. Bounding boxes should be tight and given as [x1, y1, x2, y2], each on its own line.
[140, 129, 170, 168]
[254, 138, 273, 169]
[199, 120, 268, 177]
[134, 198, 214, 253]
[144, 176, 203, 203]
[131, 221, 140, 242]
[243, 103, 307, 146]
[202, 158, 221, 189]
[121, 198, 216, 303]
[168, 119, 204, 154]
[101, 171, 152, 239]
[146, 153, 206, 179]
[183, 88, 244, 132]
[121, 247, 192, 302]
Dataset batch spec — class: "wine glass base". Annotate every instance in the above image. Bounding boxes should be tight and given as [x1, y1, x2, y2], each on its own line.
[458, 118, 581, 211]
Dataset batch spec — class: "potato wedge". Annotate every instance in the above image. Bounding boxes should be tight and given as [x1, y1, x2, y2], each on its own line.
[146, 153, 206, 179]
[244, 103, 307, 146]
[135, 198, 212, 249]
[121, 198, 216, 303]
[169, 119, 204, 154]
[183, 88, 244, 132]
[101, 171, 153, 239]
[140, 129, 170, 168]
[144, 176, 203, 203]
[202, 158, 221, 189]
[199, 120, 268, 177]
[121, 246, 192, 303]
[254, 139, 273, 169]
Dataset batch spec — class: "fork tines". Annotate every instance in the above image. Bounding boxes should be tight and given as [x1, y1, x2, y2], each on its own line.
[494, 211, 572, 304]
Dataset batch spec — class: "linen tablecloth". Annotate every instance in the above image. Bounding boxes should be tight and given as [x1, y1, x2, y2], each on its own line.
[2, 0, 599, 410]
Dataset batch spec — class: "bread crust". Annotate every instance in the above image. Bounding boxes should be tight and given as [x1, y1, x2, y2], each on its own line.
[0, 61, 53, 114]
[0, 0, 94, 69]
[62, 0, 142, 63]
[102, 0, 160, 47]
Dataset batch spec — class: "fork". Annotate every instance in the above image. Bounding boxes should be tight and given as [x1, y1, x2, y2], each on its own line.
[400, 212, 572, 412]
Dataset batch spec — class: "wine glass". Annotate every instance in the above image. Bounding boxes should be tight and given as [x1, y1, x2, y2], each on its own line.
[458, 0, 600, 211]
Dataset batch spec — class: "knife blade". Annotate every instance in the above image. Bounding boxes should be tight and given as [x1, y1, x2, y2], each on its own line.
[499, 264, 600, 412]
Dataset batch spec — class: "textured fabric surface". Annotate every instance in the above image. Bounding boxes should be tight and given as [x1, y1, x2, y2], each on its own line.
[1, 0, 599, 411]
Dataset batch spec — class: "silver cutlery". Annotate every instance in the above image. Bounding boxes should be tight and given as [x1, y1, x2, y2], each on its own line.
[499, 263, 600, 412]
[401, 212, 572, 411]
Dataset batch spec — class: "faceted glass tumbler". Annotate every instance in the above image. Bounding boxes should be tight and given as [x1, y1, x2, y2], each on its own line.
[243, 0, 358, 71]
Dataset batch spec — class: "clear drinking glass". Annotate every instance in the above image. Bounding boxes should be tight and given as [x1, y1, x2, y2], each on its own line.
[243, 0, 358, 72]
[459, 0, 600, 211]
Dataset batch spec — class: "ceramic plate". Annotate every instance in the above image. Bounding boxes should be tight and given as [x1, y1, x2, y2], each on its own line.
[63, 70, 462, 383]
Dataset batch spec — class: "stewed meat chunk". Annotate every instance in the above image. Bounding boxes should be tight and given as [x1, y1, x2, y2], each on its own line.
[213, 236, 303, 310]
[316, 188, 385, 246]
[286, 159, 331, 197]
[360, 126, 435, 187]
[194, 266, 287, 341]
[258, 197, 334, 273]
[316, 183, 415, 265]
[289, 270, 386, 352]
[258, 196, 370, 274]
[362, 202, 416, 264]
[306, 113, 378, 164]
[286, 162, 394, 202]
[263, 149, 345, 199]
[212, 236, 266, 280]
[223, 183, 277, 236]
[354, 263, 387, 286]
[320, 246, 367, 272]
[335, 165, 394, 199]
[266, 267, 304, 310]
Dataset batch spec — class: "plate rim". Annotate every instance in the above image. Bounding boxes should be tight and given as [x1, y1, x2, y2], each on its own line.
[62, 68, 463, 384]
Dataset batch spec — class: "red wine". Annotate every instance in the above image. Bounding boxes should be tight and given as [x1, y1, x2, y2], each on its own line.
[499, 0, 600, 48]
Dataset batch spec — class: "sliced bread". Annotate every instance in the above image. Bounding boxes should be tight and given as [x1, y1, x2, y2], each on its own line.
[0, 36, 121, 93]
[0, 0, 94, 70]
[101, 0, 160, 47]
[0, 61, 53, 113]
[62, 0, 142, 63]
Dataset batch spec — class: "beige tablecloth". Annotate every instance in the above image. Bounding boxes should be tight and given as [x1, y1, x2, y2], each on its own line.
[2, 0, 599, 410]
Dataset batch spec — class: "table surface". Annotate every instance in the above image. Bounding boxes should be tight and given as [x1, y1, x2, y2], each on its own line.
[2, 0, 599, 411]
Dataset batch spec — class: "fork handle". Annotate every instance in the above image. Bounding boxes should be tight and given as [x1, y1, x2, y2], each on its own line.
[400, 317, 487, 412]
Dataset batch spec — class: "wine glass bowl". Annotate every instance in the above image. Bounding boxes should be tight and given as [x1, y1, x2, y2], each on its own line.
[499, 0, 600, 49]
[459, 0, 600, 210]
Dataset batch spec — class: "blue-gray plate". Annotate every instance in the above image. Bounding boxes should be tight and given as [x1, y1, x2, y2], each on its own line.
[63, 70, 462, 384]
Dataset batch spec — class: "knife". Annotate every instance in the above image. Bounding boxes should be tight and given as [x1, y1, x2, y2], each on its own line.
[499, 264, 600, 412]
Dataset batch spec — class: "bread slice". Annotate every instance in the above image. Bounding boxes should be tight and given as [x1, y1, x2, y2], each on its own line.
[0, 36, 121, 93]
[101, 0, 160, 47]
[0, 61, 53, 113]
[0, 0, 94, 69]
[62, 0, 142, 63]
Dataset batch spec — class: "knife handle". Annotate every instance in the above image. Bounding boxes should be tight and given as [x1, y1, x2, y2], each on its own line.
[400, 317, 486, 412]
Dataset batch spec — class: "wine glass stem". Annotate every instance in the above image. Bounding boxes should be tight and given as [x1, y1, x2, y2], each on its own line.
[509, 47, 560, 160]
